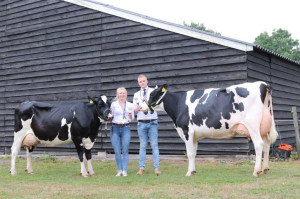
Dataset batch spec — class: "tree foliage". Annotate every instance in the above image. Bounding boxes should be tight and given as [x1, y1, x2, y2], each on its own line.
[254, 29, 300, 62]
[183, 21, 221, 35]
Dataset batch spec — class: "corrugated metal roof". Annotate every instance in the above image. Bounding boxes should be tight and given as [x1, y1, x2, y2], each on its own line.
[64, 0, 300, 66]
[254, 45, 300, 65]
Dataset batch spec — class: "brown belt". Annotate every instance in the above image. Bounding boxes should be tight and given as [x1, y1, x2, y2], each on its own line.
[138, 119, 157, 123]
[112, 123, 130, 127]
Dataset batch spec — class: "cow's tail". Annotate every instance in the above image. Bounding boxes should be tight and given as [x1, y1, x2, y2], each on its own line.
[266, 85, 278, 144]
[269, 115, 278, 144]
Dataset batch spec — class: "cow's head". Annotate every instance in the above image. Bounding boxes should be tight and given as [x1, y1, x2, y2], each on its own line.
[147, 84, 168, 112]
[88, 95, 112, 121]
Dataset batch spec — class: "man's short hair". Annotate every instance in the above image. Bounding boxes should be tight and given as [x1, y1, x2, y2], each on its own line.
[138, 74, 147, 80]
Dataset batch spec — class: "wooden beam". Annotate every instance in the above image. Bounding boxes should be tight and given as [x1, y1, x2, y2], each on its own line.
[292, 107, 300, 159]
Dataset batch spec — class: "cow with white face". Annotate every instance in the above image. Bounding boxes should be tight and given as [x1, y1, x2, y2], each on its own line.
[146, 81, 278, 177]
[10, 95, 111, 177]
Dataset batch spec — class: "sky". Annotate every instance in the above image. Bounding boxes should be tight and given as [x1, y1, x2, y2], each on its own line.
[94, 0, 300, 44]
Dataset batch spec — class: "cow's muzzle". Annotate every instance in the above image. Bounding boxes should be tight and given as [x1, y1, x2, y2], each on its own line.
[146, 100, 155, 114]
[100, 108, 112, 121]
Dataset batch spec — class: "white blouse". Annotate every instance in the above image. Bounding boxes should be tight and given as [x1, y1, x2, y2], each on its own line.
[110, 101, 134, 124]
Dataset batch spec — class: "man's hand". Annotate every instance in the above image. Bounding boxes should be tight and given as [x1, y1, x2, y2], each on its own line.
[134, 106, 142, 114]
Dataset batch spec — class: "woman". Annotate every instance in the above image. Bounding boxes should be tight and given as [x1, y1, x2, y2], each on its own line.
[110, 87, 134, 176]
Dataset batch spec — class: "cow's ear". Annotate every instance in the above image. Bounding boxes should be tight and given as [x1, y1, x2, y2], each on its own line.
[161, 84, 168, 92]
[97, 95, 104, 105]
[88, 96, 94, 104]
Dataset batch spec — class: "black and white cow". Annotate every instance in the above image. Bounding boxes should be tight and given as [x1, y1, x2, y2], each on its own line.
[145, 81, 278, 177]
[10, 95, 111, 177]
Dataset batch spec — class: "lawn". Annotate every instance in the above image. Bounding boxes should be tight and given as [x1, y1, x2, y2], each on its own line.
[0, 155, 299, 199]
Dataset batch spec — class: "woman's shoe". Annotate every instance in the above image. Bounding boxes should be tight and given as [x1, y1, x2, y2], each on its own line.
[122, 171, 127, 176]
[116, 170, 122, 176]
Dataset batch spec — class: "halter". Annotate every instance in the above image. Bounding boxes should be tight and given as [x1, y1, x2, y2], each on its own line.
[155, 90, 167, 105]
[96, 106, 110, 120]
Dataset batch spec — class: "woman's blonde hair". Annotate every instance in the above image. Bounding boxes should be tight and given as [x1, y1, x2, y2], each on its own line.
[115, 87, 127, 101]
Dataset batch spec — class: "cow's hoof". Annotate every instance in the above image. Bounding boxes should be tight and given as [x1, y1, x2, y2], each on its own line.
[81, 172, 89, 177]
[26, 169, 34, 174]
[191, 171, 197, 175]
[185, 171, 192, 176]
[253, 170, 262, 177]
[10, 170, 17, 176]
[89, 171, 95, 176]
[263, 168, 269, 174]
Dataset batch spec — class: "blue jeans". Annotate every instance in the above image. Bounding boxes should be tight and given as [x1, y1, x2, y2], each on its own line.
[110, 125, 131, 171]
[137, 120, 159, 170]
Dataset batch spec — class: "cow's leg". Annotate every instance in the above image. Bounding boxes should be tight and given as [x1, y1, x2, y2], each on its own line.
[73, 140, 88, 177]
[26, 147, 34, 174]
[191, 141, 198, 175]
[84, 149, 95, 175]
[262, 135, 271, 174]
[10, 133, 24, 175]
[185, 134, 196, 176]
[249, 127, 264, 177]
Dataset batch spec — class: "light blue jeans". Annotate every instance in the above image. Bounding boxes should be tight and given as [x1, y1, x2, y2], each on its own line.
[110, 125, 131, 171]
[138, 120, 159, 170]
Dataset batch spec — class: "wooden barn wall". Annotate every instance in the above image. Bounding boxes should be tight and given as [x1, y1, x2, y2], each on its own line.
[0, 0, 249, 156]
[0, 0, 104, 155]
[0, 0, 7, 154]
[247, 50, 300, 152]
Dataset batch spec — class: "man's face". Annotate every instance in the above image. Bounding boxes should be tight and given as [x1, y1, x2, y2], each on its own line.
[138, 77, 148, 89]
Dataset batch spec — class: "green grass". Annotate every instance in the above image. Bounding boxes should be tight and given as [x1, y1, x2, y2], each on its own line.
[0, 156, 300, 199]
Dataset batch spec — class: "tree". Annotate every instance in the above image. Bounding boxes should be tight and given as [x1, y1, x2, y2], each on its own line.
[254, 29, 300, 62]
[183, 21, 221, 35]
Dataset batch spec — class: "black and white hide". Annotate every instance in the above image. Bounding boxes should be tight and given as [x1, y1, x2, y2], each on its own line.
[146, 81, 278, 177]
[10, 95, 111, 177]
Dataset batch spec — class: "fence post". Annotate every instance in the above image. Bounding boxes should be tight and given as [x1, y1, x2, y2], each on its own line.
[292, 107, 300, 159]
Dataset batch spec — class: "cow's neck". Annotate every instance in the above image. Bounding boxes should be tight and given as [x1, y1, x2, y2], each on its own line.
[91, 105, 102, 125]
[162, 91, 181, 126]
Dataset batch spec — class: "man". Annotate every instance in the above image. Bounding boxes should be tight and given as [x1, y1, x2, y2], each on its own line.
[133, 74, 160, 176]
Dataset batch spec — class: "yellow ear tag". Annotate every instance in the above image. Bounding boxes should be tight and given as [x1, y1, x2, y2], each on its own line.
[162, 87, 167, 92]
[89, 100, 94, 104]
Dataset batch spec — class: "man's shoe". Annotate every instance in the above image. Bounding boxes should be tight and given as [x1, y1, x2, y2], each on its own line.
[136, 169, 144, 175]
[154, 169, 161, 176]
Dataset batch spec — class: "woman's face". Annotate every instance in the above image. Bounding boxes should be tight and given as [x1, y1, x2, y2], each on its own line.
[118, 89, 127, 100]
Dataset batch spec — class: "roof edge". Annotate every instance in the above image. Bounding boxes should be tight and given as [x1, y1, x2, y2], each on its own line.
[254, 45, 300, 65]
[63, 0, 254, 52]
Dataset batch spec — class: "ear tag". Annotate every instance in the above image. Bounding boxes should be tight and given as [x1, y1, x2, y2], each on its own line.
[162, 87, 167, 92]
[89, 100, 94, 104]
